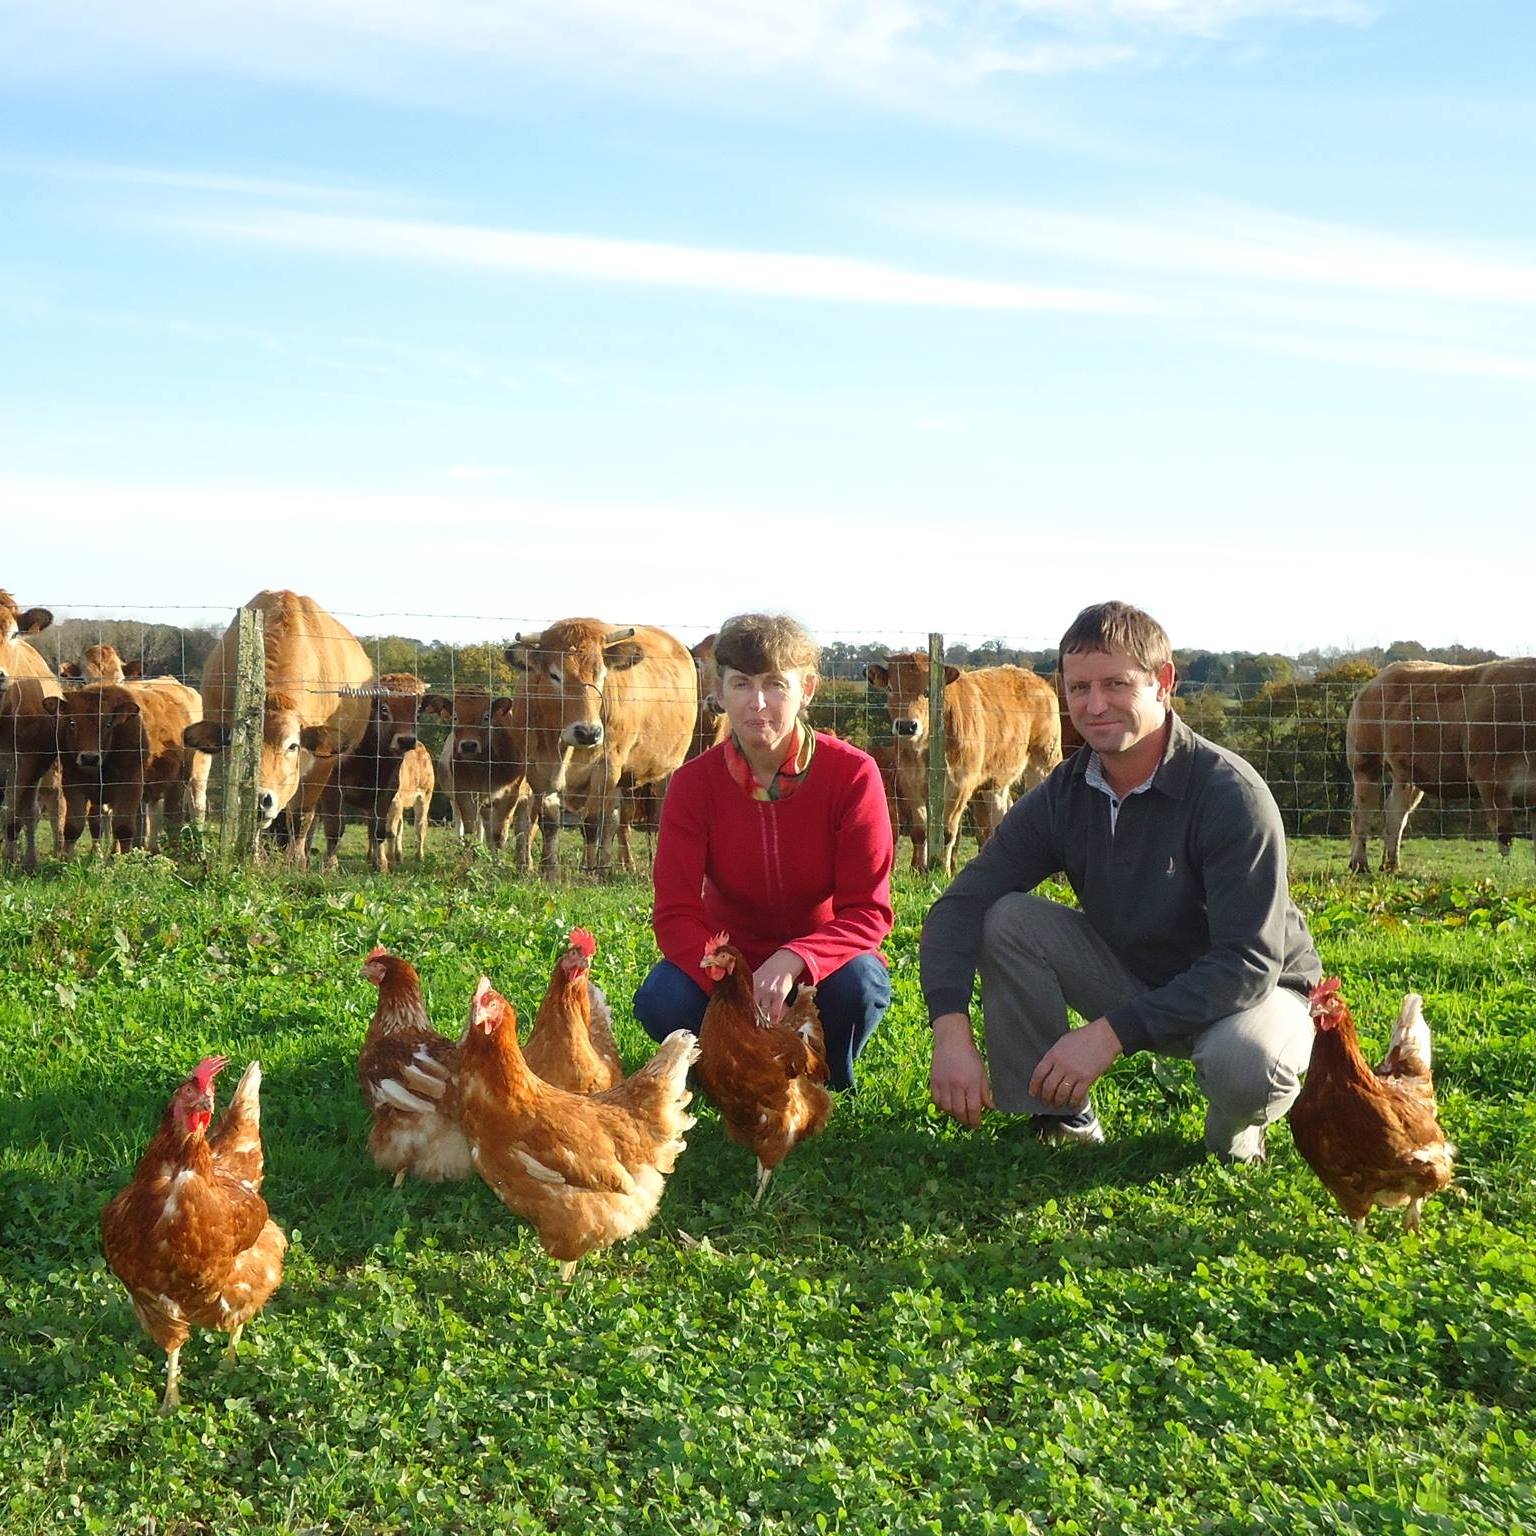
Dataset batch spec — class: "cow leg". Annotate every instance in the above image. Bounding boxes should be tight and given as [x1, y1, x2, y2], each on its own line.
[538, 794, 562, 875]
[1474, 780, 1516, 857]
[414, 793, 429, 862]
[318, 786, 345, 872]
[113, 796, 142, 854]
[61, 787, 89, 860]
[1347, 768, 1380, 874]
[940, 786, 969, 877]
[1380, 776, 1424, 873]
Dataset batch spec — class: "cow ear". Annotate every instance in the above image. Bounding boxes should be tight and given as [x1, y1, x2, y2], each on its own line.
[18, 608, 52, 635]
[58, 662, 82, 679]
[605, 640, 645, 671]
[490, 696, 515, 720]
[183, 721, 229, 754]
[504, 646, 532, 670]
[113, 698, 143, 725]
[300, 725, 342, 758]
[942, 665, 962, 686]
[42, 696, 62, 719]
[865, 664, 889, 690]
[122, 660, 144, 679]
[420, 694, 450, 720]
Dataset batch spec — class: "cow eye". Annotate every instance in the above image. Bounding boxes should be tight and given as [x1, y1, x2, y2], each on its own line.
[287, 741, 300, 754]
[547, 667, 562, 685]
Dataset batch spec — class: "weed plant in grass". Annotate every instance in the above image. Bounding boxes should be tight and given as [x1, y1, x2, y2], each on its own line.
[1, 842, 1534, 1534]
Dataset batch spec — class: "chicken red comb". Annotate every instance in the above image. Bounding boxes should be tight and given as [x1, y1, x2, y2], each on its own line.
[365, 944, 389, 962]
[704, 931, 731, 957]
[191, 1056, 229, 1094]
[1310, 976, 1344, 1004]
[567, 927, 596, 959]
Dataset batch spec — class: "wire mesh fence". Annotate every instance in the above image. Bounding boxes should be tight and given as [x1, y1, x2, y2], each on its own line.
[4, 591, 1533, 874]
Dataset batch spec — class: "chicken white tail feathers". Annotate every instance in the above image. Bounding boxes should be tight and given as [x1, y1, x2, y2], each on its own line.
[1379, 993, 1433, 1080]
[636, 1029, 701, 1087]
[225, 1060, 263, 1121]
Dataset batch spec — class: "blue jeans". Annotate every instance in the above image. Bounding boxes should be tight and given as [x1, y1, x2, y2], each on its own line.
[632, 953, 890, 1091]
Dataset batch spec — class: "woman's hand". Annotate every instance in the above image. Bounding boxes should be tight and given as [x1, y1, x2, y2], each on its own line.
[752, 949, 806, 1026]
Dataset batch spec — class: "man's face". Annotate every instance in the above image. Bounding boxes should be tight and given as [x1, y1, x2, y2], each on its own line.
[1061, 647, 1174, 760]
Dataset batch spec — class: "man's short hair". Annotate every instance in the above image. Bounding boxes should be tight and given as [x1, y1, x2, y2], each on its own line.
[714, 614, 820, 677]
[1058, 601, 1171, 678]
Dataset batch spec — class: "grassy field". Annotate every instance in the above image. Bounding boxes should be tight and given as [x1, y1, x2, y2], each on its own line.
[2, 831, 1535, 1535]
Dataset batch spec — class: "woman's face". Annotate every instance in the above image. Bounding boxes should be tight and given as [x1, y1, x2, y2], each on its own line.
[716, 665, 817, 758]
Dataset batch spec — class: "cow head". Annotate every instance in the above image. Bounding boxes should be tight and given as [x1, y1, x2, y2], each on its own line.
[60, 646, 141, 685]
[182, 693, 341, 828]
[422, 690, 513, 762]
[505, 619, 642, 750]
[692, 633, 723, 720]
[373, 673, 427, 755]
[865, 653, 961, 745]
[44, 686, 142, 770]
[0, 591, 53, 645]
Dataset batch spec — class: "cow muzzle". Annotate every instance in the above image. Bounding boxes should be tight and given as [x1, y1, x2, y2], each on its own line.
[391, 734, 418, 753]
[76, 752, 101, 769]
[456, 738, 482, 757]
[257, 790, 278, 825]
[893, 719, 922, 739]
[564, 722, 603, 748]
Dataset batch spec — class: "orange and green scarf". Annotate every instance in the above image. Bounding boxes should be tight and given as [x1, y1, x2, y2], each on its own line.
[724, 720, 817, 803]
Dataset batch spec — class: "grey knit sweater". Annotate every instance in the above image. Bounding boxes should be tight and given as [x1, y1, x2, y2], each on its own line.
[919, 712, 1321, 1054]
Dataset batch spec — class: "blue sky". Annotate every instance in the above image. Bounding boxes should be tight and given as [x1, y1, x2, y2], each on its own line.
[4, 0, 1534, 655]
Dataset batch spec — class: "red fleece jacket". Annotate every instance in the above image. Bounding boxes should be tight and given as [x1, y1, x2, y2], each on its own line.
[652, 731, 895, 991]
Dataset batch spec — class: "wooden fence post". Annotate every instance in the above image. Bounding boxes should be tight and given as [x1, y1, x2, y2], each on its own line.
[220, 606, 265, 865]
[926, 632, 946, 875]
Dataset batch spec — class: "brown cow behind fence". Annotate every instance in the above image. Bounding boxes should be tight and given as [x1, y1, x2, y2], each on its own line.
[1347, 657, 1536, 872]
[320, 674, 434, 872]
[59, 645, 143, 685]
[184, 589, 374, 864]
[504, 619, 696, 874]
[865, 655, 1061, 875]
[0, 591, 66, 867]
[43, 679, 206, 855]
[420, 689, 529, 852]
[688, 633, 730, 760]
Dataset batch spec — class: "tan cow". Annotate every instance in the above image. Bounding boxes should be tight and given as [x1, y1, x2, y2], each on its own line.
[320, 675, 435, 871]
[865, 655, 1062, 875]
[43, 679, 207, 855]
[688, 632, 730, 760]
[1348, 657, 1536, 871]
[183, 590, 374, 863]
[0, 591, 65, 867]
[59, 645, 143, 685]
[504, 619, 696, 874]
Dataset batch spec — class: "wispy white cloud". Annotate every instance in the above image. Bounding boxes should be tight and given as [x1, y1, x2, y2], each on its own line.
[159, 205, 1157, 315]
[929, 200, 1536, 307]
[0, 0, 1375, 99]
[0, 155, 382, 206]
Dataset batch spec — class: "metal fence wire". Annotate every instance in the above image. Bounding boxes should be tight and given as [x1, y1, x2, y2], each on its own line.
[3, 600, 1533, 872]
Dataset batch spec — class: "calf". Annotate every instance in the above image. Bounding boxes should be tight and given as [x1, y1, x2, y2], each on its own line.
[43, 679, 206, 855]
[865, 655, 1061, 874]
[59, 645, 143, 685]
[0, 592, 66, 866]
[321, 675, 436, 871]
[420, 689, 528, 852]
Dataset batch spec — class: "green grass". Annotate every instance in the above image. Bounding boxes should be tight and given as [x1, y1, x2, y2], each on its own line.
[2, 837, 1535, 1535]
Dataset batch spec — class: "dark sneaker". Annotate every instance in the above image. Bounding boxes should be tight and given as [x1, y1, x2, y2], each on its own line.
[1031, 1107, 1105, 1145]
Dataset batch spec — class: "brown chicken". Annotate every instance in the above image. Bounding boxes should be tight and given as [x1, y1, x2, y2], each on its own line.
[101, 1056, 287, 1412]
[458, 977, 698, 1281]
[358, 946, 472, 1187]
[523, 927, 624, 1094]
[697, 933, 832, 1205]
[1289, 977, 1456, 1233]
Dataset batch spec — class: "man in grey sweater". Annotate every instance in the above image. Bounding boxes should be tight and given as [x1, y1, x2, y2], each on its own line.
[920, 600, 1321, 1162]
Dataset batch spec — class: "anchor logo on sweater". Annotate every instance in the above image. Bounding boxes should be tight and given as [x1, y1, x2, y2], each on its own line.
[1164, 856, 1176, 877]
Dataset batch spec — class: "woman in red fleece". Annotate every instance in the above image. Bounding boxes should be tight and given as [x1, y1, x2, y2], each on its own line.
[633, 613, 894, 1090]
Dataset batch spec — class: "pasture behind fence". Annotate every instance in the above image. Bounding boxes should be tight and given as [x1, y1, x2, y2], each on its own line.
[5, 598, 1533, 871]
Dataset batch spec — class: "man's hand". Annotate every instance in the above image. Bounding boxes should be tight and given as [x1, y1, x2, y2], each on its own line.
[1028, 1017, 1123, 1110]
[752, 949, 806, 1026]
[930, 1013, 995, 1128]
